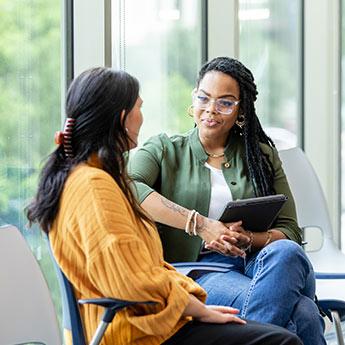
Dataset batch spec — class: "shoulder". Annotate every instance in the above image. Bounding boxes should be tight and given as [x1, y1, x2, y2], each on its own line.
[70, 164, 114, 184]
[143, 130, 193, 148]
[66, 164, 122, 198]
[258, 142, 283, 174]
[259, 142, 279, 161]
[135, 130, 194, 159]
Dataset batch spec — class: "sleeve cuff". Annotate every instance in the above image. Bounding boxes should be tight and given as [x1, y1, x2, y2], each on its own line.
[275, 226, 302, 245]
[132, 181, 155, 203]
[126, 281, 191, 336]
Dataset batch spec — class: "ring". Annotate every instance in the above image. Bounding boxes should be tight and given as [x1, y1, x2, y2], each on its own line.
[226, 243, 233, 253]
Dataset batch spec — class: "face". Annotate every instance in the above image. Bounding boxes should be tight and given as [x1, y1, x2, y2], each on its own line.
[123, 96, 143, 149]
[193, 71, 240, 142]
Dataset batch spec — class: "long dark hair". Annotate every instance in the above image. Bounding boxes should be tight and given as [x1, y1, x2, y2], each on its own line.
[27, 67, 152, 233]
[197, 57, 275, 196]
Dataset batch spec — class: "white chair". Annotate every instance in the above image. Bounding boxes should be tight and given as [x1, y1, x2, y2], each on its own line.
[0, 224, 62, 345]
[279, 147, 345, 345]
[0, 224, 154, 345]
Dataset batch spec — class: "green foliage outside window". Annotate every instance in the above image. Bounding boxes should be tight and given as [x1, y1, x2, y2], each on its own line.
[0, 0, 62, 327]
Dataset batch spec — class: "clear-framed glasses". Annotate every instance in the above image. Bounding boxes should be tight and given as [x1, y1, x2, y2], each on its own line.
[192, 93, 240, 115]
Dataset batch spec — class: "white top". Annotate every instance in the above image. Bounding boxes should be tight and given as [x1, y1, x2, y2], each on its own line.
[205, 162, 233, 220]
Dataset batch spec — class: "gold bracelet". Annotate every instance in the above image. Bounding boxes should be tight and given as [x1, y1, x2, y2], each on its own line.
[242, 231, 254, 252]
[264, 230, 273, 247]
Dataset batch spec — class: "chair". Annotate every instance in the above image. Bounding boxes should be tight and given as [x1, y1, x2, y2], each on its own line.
[0, 224, 61, 345]
[0, 225, 153, 345]
[47, 236, 155, 345]
[279, 147, 345, 345]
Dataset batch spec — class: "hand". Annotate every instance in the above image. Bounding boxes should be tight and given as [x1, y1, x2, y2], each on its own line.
[196, 216, 230, 244]
[223, 221, 251, 249]
[204, 221, 251, 257]
[196, 305, 246, 325]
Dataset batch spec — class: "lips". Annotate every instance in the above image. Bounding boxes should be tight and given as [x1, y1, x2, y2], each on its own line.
[201, 118, 220, 127]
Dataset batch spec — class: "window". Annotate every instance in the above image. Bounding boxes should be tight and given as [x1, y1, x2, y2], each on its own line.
[0, 0, 62, 322]
[239, 0, 303, 150]
[340, 0, 345, 251]
[112, 0, 204, 142]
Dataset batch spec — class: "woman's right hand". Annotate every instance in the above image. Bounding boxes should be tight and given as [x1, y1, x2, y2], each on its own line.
[183, 295, 246, 325]
[198, 216, 249, 257]
[196, 305, 246, 325]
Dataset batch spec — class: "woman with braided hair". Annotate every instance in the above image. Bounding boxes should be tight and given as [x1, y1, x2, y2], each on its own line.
[129, 57, 326, 345]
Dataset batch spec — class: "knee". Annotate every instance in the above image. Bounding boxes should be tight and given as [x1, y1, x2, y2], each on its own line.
[267, 238, 301, 254]
[264, 239, 309, 265]
[293, 296, 324, 328]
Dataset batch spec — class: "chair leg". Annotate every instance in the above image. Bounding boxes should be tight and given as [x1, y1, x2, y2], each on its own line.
[89, 321, 110, 345]
[331, 310, 345, 345]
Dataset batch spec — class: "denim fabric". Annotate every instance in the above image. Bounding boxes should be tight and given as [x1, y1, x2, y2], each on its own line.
[196, 240, 326, 345]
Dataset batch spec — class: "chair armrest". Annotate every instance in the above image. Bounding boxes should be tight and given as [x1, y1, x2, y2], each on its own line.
[78, 298, 156, 323]
[173, 262, 233, 278]
[315, 272, 345, 280]
[319, 299, 345, 321]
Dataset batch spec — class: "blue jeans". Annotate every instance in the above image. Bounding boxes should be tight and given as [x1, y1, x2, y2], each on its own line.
[196, 240, 326, 345]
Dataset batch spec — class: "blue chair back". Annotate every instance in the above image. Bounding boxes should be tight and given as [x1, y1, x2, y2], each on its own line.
[47, 239, 86, 345]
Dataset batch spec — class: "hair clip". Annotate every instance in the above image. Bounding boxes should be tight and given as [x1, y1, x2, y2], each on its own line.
[54, 118, 76, 159]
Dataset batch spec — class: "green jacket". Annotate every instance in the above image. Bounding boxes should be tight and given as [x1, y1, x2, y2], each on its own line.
[128, 127, 302, 262]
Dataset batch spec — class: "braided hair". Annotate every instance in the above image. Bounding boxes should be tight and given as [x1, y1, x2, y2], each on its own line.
[197, 57, 275, 196]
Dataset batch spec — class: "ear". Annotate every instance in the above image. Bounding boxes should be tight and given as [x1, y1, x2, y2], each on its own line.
[120, 109, 126, 123]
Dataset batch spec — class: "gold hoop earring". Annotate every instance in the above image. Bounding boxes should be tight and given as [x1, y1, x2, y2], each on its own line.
[235, 114, 246, 129]
[187, 105, 194, 118]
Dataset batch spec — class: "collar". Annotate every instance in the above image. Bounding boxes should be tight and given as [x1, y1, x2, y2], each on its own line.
[188, 127, 239, 164]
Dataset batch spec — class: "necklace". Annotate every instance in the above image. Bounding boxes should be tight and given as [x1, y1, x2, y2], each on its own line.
[204, 150, 225, 158]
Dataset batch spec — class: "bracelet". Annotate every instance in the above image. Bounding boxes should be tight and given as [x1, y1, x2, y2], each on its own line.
[192, 211, 199, 236]
[185, 210, 195, 235]
[185, 210, 199, 236]
[242, 230, 254, 252]
[264, 230, 273, 247]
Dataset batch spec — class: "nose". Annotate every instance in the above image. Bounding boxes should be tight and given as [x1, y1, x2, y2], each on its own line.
[206, 99, 217, 114]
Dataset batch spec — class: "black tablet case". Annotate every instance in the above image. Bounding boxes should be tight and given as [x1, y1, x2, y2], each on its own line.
[218, 194, 288, 231]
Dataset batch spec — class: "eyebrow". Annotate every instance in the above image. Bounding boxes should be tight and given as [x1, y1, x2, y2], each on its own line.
[199, 88, 238, 99]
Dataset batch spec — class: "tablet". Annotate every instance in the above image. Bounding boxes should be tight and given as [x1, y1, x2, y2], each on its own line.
[218, 194, 288, 231]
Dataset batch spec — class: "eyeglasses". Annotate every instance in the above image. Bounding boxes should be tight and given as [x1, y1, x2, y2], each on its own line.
[192, 93, 240, 115]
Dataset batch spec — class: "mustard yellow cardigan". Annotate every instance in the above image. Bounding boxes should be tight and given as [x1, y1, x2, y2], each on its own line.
[50, 158, 206, 345]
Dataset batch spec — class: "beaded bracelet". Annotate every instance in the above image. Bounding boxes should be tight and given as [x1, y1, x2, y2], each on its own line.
[192, 211, 199, 236]
[185, 210, 199, 236]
